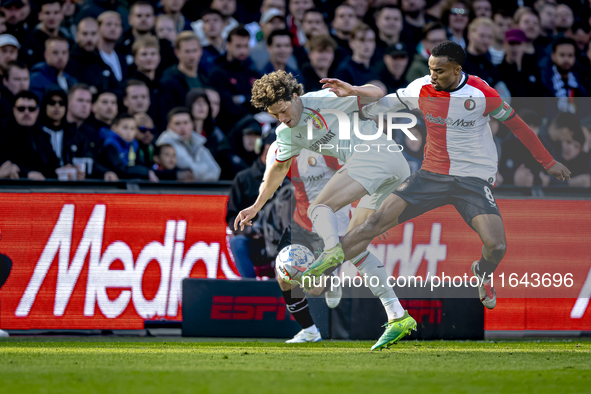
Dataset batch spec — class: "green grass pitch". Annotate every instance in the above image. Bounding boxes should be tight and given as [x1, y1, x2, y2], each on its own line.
[1, 337, 590, 393]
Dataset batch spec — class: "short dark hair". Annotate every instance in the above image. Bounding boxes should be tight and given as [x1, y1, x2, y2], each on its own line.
[227, 26, 250, 43]
[3, 60, 28, 79]
[44, 36, 69, 51]
[551, 111, 581, 135]
[125, 79, 148, 93]
[200, 8, 223, 20]
[130, 1, 154, 14]
[375, 4, 402, 19]
[39, 0, 62, 9]
[519, 109, 541, 128]
[493, 9, 513, 19]
[167, 106, 192, 124]
[308, 34, 337, 52]
[303, 8, 324, 18]
[422, 21, 446, 40]
[267, 29, 292, 46]
[68, 83, 92, 98]
[154, 143, 174, 156]
[14, 90, 39, 106]
[431, 41, 466, 66]
[112, 112, 135, 126]
[552, 37, 577, 53]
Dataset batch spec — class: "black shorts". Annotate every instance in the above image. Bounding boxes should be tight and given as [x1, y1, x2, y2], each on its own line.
[394, 169, 501, 228]
[277, 220, 325, 258]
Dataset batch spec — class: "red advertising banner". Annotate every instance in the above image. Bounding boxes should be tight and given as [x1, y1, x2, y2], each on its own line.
[0, 193, 239, 330]
[0, 194, 590, 332]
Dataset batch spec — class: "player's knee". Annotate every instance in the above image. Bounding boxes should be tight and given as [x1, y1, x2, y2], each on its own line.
[360, 214, 383, 238]
[487, 240, 507, 260]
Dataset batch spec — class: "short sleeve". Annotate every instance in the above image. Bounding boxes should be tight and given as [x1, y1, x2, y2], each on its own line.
[362, 76, 428, 117]
[301, 90, 362, 114]
[275, 125, 303, 162]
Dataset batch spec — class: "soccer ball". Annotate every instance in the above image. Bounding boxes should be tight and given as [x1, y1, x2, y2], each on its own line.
[276, 244, 315, 284]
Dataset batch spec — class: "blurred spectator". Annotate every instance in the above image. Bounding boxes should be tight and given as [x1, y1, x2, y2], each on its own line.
[541, 38, 589, 114]
[345, 0, 369, 18]
[540, 111, 581, 161]
[406, 22, 446, 82]
[186, 87, 245, 179]
[206, 87, 220, 119]
[156, 107, 221, 181]
[160, 32, 204, 114]
[60, 0, 77, 40]
[29, 37, 77, 99]
[568, 22, 591, 56]
[440, 0, 470, 49]
[99, 112, 158, 180]
[301, 34, 336, 92]
[129, 35, 164, 126]
[302, 7, 328, 41]
[1, 0, 34, 44]
[0, 10, 5, 35]
[197, 8, 225, 76]
[76, 0, 129, 32]
[471, 0, 491, 19]
[557, 126, 590, 187]
[243, 0, 286, 47]
[89, 90, 117, 130]
[226, 133, 274, 278]
[1, 60, 28, 103]
[0, 34, 19, 79]
[286, 0, 314, 47]
[97, 11, 127, 82]
[155, 14, 177, 44]
[0, 159, 18, 178]
[514, 7, 543, 62]
[251, 8, 295, 72]
[489, 9, 512, 66]
[133, 112, 155, 168]
[537, 2, 556, 47]
[373, 5, 410, 63]
[463, 18, 504, 89]
[262, 29, 301, 82]
[499, 109, 546, 186]
[123, 79, 150, 116]
[116, 1, 154, 57]
[208, 26, 261, 133]
[227, 114, 264, 169]
[160, 0, 191, 33]
[29, 0, 68, 67]
[65, 17, 121, 95]
[400, 0, 432, 45]
[152, 143, 194, 181]
[555, 4, 574, 35]
[376, 43, 409, 93]
[498, 29, 544, 108]
[67, 84, 117, 181]
[330, 4, 357, 61]
[333, 23, 378, 85]
[192, 0, 239, 46]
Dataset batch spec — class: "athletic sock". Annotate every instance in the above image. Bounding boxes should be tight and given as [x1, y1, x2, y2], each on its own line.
[309, 204, 340, 249]
[303, 325, 319, 334]
[354, 252, 405, 321]
[475, 256, 497, 282]
[282, 288, 314, 329]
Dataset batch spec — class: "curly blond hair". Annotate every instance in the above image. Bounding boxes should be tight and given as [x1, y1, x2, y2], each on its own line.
[251, 70, 304, 109]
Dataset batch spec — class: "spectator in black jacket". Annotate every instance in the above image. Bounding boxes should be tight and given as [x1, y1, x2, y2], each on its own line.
[152, 143, 194, 181]
[65, 17, 122, 96]
[133, 112, 156, 169]
[375, 42, 409, 94]
[29, 37, 77, 99]
[0, 34, 19, 79]
[1, 60, 28, 103]
[160, 31, 204, 118]
[301, 34, 336, 93]
[88, 90, 117, 131]
[186, 87, 246, 179]
[116, 1, 154, 58]
[261, 29, 302, 83]
[208, 26, 261, 133]
[66, 84, 118, 181]
[333, 23, 378, 85]
[97, 11, 127, 83]
[29, 0, 70, 67]
[99, 112, 158, 180]
[372, 5, 413, 64]
[123, 79, 150, 116]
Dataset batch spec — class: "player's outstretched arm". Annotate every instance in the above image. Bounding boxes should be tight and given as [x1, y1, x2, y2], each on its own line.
[234, 158, 292, 231]
[320, 78, 384, 104]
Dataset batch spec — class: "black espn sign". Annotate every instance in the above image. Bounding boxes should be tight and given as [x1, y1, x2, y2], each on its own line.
[181, 279, 484, 339]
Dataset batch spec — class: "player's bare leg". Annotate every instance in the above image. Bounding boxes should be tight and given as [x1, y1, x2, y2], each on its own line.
[469, 214, 506, 309]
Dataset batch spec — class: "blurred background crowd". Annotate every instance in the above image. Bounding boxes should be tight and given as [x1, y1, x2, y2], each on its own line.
[0, 0, 590, 188]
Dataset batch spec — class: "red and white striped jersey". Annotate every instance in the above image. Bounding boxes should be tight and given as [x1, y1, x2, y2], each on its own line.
[264, 141, 351, 234]
[364, 74, 555, 184]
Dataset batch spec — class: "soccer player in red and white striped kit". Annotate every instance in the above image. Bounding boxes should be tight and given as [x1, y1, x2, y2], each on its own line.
[304, 41, 571, 325]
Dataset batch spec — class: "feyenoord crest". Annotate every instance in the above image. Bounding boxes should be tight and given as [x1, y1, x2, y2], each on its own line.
[397, 182, 408, 191]
[308, 157, 317, 166]
[464, 99, 476, 111]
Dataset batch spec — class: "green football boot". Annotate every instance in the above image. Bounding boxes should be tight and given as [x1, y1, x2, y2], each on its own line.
[301, 243, 345, 285]
[371, 311, 417, 351]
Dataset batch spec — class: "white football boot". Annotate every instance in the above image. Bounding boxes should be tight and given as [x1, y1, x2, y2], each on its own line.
[0, 329, 9, 337]
[325, 271, 342, 309]
[285, 329, 322, 343]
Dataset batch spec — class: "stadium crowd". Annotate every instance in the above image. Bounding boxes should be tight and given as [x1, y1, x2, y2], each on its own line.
[0, 0, 589, 187]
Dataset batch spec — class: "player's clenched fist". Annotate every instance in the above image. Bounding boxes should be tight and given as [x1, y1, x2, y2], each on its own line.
[234, 205, 259, 231]
[547, 162, 571, 181]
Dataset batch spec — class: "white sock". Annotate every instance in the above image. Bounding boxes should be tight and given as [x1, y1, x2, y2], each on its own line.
[303, 324, 318, 334]
[310, 204, 339, 249]
[355, 251, 405, 320]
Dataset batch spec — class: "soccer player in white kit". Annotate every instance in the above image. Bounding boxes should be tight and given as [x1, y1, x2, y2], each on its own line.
[234, 70, 417, 350]
[302, 41, 572, 349]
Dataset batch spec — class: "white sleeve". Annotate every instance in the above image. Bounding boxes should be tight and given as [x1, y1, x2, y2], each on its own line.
[275, 126, 303, 162]
[362, 76, 427, 117]
[263, 141, 278, 182]
[302, 90, 362, 114]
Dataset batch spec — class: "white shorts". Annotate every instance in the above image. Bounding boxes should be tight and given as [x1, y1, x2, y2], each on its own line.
[339, 147, 410, 210]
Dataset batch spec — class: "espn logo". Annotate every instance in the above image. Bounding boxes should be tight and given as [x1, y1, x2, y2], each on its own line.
[210, 296, 296, 321]
[401, 300, 442, 324]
